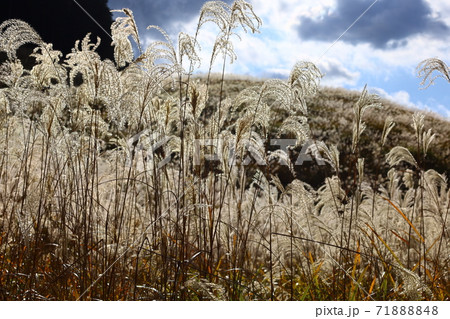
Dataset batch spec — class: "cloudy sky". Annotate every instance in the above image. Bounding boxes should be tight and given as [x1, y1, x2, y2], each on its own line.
[107, 0, 450, 118]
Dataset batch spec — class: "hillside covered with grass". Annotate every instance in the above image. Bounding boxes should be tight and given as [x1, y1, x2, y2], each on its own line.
[189, 75, 449, 189]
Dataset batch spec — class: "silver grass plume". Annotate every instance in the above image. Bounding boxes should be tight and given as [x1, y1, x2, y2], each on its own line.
[280, 115, 309, 145]
[199, 1, 233, 32]
[0, 19, 43, 60]
[381, 116, 395, 147]
[150, 97, 179, 135]
[411, 112, 435, 156]
[241, 131, 266, 166]
[199, 1, 261, 65]
[396, 267, 431, 299]
[178, 32, 201, 71]
[65, 34, 120, 123]
[260, 79, 293, 113]
[268, 149, 294, 175]
[65, 34, 103, 86]
[384, 168, 402, 201]
[423, 169, 448, 216]
[309, 141, 340, 173]
[233, 86, 270, 134]
[233, 65, 320, 145]
[30, 43, 66, 88]
[1, 59, 30, 89]
[270, 174, 286, 197]
[286, 179, 316, 214]
[352, 85, 381, 153]
[411, 112, 425, 148]
[185, 278, 225, 300]
[423, 169, 447, 195]
[111, 8, 141, 67]
[357, 158, 364, 185]
[145, 25, 181, 76]
[258, 79, 310, 144]
[412, 112, 425, 136]
[422, 128, 435, 156]
[289, 61, 322, 115]
[417, 58, 450, 89]
[403, 169, 415, 189]
[187, 82, 208, 122]
[229, 0, 262, 34]
[317, 176, 346, 216]
[209, 97, 232, 133]
[386, 146, 418, 168]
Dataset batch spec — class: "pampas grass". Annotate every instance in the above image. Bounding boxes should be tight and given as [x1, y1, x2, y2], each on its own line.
[0, 1, 448, 300]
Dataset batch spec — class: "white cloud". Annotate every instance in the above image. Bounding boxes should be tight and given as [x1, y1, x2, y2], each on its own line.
[251, 0, 336, 32]
[134, 0, 448, 119]
[436, 104, 450, 118]
[425, 0, 450, 25]
[262, 68, 290, 79]
[318, 58, 360, 86]
[141, 0, 447, 78]
[369, 87, 450, 119]
[370, 87, 415, 107]
[137, 0, 449, 74]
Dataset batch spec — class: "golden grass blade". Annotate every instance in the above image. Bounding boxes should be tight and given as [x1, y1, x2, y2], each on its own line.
[382, 197, 425, 243]
[366, 276, 376, 300]
[391, 230, 410, 246]
[366, 223, 404, 268]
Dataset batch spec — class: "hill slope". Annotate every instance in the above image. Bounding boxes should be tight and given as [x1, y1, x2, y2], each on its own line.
[202, 76, 449, 189]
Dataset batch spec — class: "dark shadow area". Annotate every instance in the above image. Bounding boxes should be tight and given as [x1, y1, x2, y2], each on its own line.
[0, 0, 114, 62]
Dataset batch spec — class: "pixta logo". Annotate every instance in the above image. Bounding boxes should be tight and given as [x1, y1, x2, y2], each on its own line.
[126, 132, 326, 170]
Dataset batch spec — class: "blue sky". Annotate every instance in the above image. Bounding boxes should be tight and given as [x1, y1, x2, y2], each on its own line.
[108, 0, 450, 118]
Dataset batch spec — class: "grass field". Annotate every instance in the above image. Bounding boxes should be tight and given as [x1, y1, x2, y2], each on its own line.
[0, 1, 448, 300]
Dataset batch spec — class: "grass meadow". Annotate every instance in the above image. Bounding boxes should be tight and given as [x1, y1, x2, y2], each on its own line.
[0, 1, 448, 300]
